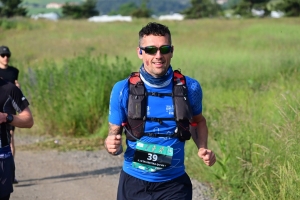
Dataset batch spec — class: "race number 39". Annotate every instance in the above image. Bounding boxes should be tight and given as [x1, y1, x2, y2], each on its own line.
[133, 141, 173, 169]
[147, 153, 158, 161]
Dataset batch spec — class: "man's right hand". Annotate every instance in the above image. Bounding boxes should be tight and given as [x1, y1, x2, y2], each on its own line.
[105, 134, 123, 155]
[0, 112, 7, 123]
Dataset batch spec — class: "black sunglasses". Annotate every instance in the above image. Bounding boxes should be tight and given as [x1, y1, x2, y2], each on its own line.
[0, 54, 10, 58]
[140, 45, 172, 55]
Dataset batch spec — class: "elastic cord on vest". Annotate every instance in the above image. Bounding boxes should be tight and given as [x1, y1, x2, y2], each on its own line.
[122, 122, 140, 141]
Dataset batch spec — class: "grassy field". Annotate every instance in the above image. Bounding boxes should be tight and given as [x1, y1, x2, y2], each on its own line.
[1, 17, 299, 199]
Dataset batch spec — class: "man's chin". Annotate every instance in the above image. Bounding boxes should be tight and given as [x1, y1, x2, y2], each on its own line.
[154, 69, 168, 77]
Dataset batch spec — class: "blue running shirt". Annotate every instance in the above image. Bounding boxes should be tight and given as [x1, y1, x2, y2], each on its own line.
[109, 73, 203, 182]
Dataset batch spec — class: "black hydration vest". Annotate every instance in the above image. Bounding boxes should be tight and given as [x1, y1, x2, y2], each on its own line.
[124, 70, 194, 142]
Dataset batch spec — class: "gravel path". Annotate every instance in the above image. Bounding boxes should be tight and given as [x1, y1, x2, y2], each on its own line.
[10, 133, 212, 200]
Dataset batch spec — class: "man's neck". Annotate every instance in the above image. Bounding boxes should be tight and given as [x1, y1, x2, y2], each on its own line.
[0, 64, 8, 69]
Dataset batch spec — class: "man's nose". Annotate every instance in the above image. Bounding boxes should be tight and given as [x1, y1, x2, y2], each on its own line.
[154, 50, 163, 57]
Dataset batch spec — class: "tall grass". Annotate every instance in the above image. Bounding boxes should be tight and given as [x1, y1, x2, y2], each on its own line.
[249, 93, 300, 200]
[184, 67, 299, 199]
[1, 18, 300, 198]
[21, 55, 133, 137]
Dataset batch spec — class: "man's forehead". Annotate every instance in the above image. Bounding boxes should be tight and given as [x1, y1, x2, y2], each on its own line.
[141, 35, 170, 44]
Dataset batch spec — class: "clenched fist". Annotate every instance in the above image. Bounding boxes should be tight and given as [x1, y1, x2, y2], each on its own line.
[198, 148, 216, 166]
[105, 134, 123, 156]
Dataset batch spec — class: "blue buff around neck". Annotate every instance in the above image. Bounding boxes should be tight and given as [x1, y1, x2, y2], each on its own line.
[139, 65, 173, 88]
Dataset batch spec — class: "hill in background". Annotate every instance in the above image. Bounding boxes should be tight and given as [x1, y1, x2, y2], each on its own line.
[97, 0, 191, 15]
[22, 0, 191, 16]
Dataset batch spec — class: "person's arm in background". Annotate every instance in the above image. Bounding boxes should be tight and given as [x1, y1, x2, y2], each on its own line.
[15, 68, 20, 88]
[0, 107, 33, 128]
[15, 80, 20, 88]
[190, 113, 216, 166]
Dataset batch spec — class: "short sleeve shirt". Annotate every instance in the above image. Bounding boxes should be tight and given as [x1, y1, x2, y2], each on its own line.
[0, 66, 19, 84]
[0, 79, 29, 147]
[108, 72, 204, 182]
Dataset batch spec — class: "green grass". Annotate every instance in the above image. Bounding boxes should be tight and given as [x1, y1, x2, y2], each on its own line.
[1, 18, 300, 199]
[21, 54, 133, 138]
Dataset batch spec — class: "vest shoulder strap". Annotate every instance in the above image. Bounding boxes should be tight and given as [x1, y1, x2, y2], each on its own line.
[173, 69, 186, 85]
[129, 70, 186, 85]
[129, 72, 141, 84]
[126, 69, 192, 141]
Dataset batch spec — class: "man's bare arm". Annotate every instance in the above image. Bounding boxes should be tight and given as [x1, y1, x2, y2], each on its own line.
[190, 113, 216, 166]
[190, 113, 208, 149]
[105, 123, 123, 155]
[10, 107, 34, 128]
[15, 80, 20, 88]
[108, 123, 123, 136]
[0, 107, 33, 128]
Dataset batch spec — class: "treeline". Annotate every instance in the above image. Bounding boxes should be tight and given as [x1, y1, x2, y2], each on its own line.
[1, 0, 300, 19]
[96, 0, 191, 15]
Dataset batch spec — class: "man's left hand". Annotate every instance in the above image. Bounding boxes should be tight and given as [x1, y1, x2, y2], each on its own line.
[198, 148, 216, 167]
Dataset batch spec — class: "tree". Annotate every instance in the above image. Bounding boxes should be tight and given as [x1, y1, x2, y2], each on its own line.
[233, 0, 271, 17]
[108, 1, 151, 17]
[275, 0, 300, 16]
[183, 0, 223, 18]
[131, 0, 152, 18]
[0, 0, 27, 18]
[96, 0, 190, 16]
[62, 0, 99, 19]
[109, 2, 138, 15]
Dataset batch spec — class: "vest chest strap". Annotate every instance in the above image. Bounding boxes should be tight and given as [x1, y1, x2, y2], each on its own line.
[143, 132, 177, 138]
[146, 92, 172, 97]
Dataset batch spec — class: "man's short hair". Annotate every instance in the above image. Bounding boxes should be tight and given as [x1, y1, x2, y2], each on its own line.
[139, 22, 172, 45]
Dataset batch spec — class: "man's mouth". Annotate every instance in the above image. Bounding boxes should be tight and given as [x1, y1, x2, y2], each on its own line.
[153, 61, 164, 65]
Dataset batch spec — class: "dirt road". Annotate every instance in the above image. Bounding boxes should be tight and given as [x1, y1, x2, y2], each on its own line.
[10, 134, 211, 200]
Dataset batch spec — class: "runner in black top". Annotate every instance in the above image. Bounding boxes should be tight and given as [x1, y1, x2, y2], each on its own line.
[0, 66, 19, 85]
[0, 78, 34, 200]
[0, 46, 21, 184]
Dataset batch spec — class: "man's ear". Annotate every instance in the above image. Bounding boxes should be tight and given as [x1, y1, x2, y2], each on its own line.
[137, 47, 143, 59]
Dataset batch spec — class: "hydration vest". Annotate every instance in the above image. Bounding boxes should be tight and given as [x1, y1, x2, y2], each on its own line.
[124, 70, 194, 141]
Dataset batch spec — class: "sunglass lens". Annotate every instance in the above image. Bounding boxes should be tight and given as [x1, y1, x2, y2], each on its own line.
[143, 46, 172, 55]
[145, 46, 158, 55]
[160, 46, 172, 54]
[0, 54, 10, 58]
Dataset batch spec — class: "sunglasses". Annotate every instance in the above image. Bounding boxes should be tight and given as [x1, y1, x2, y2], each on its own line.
[140, 45, 172, 55]
[0, 54, 10, 58]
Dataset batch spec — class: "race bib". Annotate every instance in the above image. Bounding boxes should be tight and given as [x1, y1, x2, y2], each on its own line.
[132, 141, 173, 172]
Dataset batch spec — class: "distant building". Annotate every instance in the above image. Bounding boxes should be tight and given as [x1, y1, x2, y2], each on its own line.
[46, 3, 64, 9]
[271, 11, 284, 18]
[216, 0, 228, 5]
[88, 15, 132, 22]
[251, 9, 265, 17]
[31, 12, 60, 21]
[158, 13, 184, 21]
